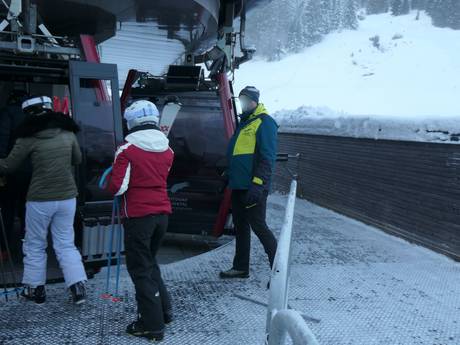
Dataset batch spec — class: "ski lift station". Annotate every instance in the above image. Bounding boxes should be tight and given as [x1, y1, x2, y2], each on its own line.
[0, 1, 459, 344]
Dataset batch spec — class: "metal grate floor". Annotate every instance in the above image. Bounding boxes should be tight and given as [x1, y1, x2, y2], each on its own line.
[1, 194, 459, 344]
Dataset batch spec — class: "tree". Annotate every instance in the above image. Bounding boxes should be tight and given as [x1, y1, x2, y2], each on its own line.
[401, 0, 411, 14]
[342, 0, 359, 29]
[391, 0, 402, 16]
[445, 0, 460, 30]
[245, 0, 292, 57]
[284, 0, 304, 52]
[367, 0, 390, 14]
[244, 0, 364, 60]
[412, 0, 426, 10]
[300, 0, 324, 48]
[329, 0, 342, 30]
[427, 0, 451, 27]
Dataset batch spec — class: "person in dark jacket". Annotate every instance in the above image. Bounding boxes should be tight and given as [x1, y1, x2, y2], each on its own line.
[220, 86, 279, 279]
[0, 96, 87, 305]
[108, 100, 174, 342]
[0, 90, 29, 259]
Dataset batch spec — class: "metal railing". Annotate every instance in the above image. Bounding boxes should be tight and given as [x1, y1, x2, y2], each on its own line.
[269, 310, 319, 345]
[265, 179, 319, 345]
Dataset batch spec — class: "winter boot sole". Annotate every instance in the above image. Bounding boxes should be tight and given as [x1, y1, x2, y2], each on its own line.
[219, 272, 250, 279]
[127, 332, 164, 342]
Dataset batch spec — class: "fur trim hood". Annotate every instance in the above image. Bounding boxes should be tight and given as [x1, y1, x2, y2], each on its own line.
[15, 112, 80, 138]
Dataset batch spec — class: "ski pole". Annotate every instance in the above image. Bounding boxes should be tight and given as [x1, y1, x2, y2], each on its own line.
[98, 166, 115, 299]
[99, 167, 113, 190]
[102, 199, 116, 299]
[113, 197, 123, 301]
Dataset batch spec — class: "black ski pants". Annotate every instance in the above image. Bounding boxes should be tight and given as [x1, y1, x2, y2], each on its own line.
[124, 214, 171, 333]
[231, 190, 278, 272]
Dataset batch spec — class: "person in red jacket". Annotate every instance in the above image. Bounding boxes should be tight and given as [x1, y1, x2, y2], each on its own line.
[108, 100, 174, 342]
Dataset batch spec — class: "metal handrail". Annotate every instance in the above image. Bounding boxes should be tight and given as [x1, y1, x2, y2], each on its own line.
[266, 179, 297, 328]
[265, 179, 319, 345]
[268, 310, 319, 345]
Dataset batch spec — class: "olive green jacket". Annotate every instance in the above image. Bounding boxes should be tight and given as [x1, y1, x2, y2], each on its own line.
[0, 128, 82, 201]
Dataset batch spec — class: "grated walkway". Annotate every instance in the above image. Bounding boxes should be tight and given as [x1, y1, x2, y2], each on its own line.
[1, 194, 459, 344]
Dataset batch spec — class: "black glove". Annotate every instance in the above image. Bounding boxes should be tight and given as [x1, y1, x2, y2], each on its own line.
[245, 182, 265, 209]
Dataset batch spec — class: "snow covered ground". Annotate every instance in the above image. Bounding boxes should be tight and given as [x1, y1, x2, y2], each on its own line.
[235, 12, 460, 142]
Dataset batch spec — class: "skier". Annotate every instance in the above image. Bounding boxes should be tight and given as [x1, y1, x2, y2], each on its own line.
[220, 86, 279, 280]
[108, 100, 174, 342]
[0, 96, 87, 304]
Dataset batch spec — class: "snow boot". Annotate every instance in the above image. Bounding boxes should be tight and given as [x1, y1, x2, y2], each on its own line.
[21, 285, 46, 304]
[70, 281, 87, 305]
[126, 320, 164, 342]
[219, 268, 249, 279]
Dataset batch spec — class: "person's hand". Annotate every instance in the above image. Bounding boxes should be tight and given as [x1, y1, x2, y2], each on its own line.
[0, 176, 6, 187]
[245, 183, 264, 209]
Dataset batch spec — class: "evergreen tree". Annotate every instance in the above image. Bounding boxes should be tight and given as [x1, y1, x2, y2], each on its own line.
[342, 0, 359, 29]
[391, 0, 402, 16]
[330, 0, 342, 30]
[401, 0, 411, 14]
[245, 0, 292, 57]
[367, 0, 390, 14]
[445, 0, 460, 29]
[286, 0, 307, 52]
[319, 0, 334, 34]
[427, 0, 451, 27]
[244, 0, 365, 60]
[412, 0, 426, 10]
[301, 0, 324, 48]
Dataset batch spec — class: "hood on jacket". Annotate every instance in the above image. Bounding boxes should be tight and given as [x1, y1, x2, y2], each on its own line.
[34, 128, 62, 139]
[15, 112, 80, 138]
[125, 129, 169, 152]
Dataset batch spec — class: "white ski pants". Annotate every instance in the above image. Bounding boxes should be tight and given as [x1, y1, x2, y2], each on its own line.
[22, 198, 87, 288]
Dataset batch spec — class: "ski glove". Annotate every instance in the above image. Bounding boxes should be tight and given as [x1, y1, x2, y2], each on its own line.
[245, 178, 265, 209]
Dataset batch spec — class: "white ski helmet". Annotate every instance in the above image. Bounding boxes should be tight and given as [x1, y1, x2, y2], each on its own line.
[22, 96, 53, 116]
[124, 100, 160, 130]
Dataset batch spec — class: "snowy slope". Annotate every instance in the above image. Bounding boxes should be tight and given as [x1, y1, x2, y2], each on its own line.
[234, 12, 460, 142]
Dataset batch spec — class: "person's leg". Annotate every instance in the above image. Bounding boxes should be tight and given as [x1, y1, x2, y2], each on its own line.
[50, 198, 87, 287]
[22, 201, 54, 287]
[149, 215, 171, 318]
[246, 191, 278, 268]
[231, 191, 252, 272]
[124, 216, 164, 334]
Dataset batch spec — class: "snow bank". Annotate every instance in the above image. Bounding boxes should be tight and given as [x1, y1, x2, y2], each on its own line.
[273, 106, 460, 143]
[235, 12, 460, 120]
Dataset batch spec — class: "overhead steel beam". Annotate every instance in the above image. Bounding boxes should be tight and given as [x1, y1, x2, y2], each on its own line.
[0, 40, 80, 55]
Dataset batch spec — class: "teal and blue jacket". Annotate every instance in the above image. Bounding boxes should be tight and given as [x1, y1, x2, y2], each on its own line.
[227, 103, 279, 190]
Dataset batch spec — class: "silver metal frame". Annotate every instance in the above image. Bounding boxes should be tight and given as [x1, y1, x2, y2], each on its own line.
[0, 1, 80, 56]
[268, 310, 319, 345]
[265, 180, 319, 345]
